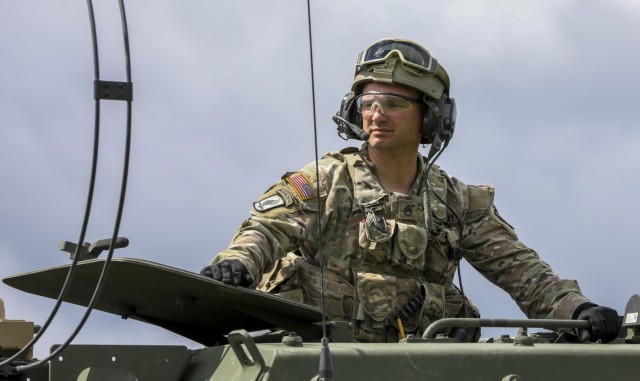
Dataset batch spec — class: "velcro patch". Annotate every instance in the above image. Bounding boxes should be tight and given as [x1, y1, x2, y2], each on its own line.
[254, 194, 285, 212]
[285, 173, 317, 201]
[276, 189, 294, 206]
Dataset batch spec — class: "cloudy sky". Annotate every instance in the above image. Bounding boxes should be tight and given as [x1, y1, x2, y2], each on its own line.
[1, 0, 639, 358]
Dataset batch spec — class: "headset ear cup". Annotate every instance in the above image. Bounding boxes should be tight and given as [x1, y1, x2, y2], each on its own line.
[350, 94, 363, 127]
[339, 91, 356, 121]
[345, 92, 365, 136]
[442, 97, 456, 141]
[422, 95, 456, 146]
[335, 91, 372, 141]
[421, 106, 435, 144]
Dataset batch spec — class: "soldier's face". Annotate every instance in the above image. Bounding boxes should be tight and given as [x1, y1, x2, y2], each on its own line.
[361, 82, 423, 153]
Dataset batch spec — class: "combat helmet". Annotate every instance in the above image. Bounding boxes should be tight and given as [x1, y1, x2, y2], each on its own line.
[334, 38, 456, 147]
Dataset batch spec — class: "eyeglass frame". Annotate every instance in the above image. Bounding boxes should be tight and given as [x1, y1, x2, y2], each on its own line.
[355, 92, 423, 115]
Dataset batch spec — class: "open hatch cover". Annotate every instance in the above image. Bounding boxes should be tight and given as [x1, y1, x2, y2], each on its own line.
[3, 257, 323, 345]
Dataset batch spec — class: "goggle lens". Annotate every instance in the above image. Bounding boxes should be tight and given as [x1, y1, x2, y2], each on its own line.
[358, 39, 436, 73]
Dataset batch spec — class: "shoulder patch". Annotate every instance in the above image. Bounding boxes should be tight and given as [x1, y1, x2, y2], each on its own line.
[286, 173, 317, 201]
[276, 189, 294, 206]
[253, 194, 286, 212]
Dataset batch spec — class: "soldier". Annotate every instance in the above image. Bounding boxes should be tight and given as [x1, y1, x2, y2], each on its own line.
[201, 38, 620, 343]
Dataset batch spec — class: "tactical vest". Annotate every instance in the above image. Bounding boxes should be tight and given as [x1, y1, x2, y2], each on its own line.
[259, 147, 488, 342]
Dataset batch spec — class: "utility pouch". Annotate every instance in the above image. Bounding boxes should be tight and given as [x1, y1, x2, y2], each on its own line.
[425, 228, 458, 284]
[392, 222, 428, 270]
[420, 282, 446, 329]
[355, 272, 397, 332]
[443, 286, 482, 342]
[419, 283, 481, 342]
[296, 259, 355, 319]
[391, 279, 424, 333]
[257, 252, 304, 303]
[358, 217, 396, 264]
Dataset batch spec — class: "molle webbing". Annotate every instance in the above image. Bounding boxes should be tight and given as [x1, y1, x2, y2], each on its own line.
[296, 259, 355, 319]
[354, 264, 427, 281]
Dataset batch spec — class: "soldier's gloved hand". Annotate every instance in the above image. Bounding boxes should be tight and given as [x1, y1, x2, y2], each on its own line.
[573, 303, 621, 343]
[200, 259, 254, 287]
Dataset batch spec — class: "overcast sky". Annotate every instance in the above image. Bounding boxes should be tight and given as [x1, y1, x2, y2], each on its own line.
[1, 0, 639, 358]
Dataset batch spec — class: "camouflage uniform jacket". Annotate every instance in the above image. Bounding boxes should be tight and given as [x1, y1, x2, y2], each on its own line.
[213, 145, 591, 341]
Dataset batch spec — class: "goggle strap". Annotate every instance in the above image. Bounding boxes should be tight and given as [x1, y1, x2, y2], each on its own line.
[359, 40, 436, 74]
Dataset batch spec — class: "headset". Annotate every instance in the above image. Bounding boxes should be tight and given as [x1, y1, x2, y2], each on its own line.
[333, 89, 457, 152]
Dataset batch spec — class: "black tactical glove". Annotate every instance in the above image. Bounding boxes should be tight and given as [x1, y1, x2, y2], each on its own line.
[200, 259, 254, 287]
[573, 303, 621, 343]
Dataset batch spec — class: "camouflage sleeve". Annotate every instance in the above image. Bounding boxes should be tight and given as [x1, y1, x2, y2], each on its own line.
[460, 185, 592, 320]
[210, 153, 351, 287]
[213, 215, 312, 288]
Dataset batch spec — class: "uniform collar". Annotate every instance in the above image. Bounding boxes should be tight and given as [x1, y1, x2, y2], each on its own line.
[358, 143, 426, 196]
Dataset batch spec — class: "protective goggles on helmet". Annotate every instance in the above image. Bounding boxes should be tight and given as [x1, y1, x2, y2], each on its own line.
[356, 39, 438, 74]
[356, 92, 422, 115]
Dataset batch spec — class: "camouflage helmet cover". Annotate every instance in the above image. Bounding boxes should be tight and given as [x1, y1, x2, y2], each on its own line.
[351, 38, 451, 100]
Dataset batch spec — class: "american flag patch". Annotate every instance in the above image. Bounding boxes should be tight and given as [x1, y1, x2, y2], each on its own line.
[286, 173, 317, 200]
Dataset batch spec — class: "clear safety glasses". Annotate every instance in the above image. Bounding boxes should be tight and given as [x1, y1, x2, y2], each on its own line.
[356, 39, 437, 74]
[356, 92, 422, 115]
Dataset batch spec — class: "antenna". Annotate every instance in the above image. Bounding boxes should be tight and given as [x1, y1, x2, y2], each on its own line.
[305, 1, 334, 380]
[9, 0, 134, 373]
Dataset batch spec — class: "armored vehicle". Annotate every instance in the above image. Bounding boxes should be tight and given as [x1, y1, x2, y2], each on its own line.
[2, 252, 640, 380]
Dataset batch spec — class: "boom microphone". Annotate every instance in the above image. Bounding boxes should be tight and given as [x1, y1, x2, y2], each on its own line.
[332, 115, 370, 141]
